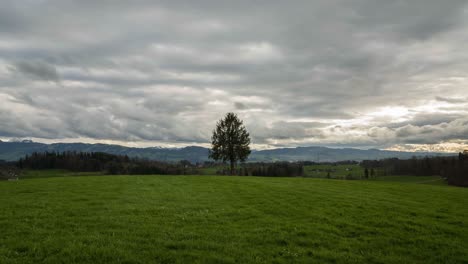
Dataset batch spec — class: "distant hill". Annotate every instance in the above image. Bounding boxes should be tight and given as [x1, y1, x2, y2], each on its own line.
[0, 141, 456, 163]
[0, 141, 209, 163]
[249, 146, 457, 162]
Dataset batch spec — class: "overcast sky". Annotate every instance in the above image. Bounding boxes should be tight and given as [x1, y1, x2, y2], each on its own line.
[1, 0, 468, 151]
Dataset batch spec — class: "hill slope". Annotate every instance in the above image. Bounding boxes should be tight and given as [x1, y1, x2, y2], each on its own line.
[0, 141, 454, 162]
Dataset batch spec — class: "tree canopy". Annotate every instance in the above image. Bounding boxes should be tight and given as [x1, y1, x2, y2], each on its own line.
[209, 113, 251, 174]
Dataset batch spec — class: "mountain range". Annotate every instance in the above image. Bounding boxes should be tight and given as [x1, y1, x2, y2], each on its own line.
[0, 140, 456, 163]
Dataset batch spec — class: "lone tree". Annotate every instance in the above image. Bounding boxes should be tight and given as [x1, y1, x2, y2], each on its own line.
[209, 112, 251, 175]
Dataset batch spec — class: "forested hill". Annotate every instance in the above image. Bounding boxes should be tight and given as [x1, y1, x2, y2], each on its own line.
[0, 141, 455, 163]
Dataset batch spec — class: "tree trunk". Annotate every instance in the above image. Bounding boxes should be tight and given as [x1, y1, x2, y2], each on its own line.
[230, 160, 235, 175]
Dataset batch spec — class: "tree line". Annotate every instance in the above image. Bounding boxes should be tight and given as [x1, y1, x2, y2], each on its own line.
[14, 151, 305, 177]
[17, 151, 196, 175]
[10, 151, 309, 177]
[3, 150, 467, 185]
[361, 152, 468, 187]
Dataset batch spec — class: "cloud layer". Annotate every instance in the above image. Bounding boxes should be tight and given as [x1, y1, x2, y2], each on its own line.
[1, 0, 468, 151]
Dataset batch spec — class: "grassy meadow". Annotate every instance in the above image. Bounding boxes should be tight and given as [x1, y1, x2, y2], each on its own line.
[1, 172, 467, 263]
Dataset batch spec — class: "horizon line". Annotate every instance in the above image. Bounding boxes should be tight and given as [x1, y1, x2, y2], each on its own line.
[0, 137, 461, 154]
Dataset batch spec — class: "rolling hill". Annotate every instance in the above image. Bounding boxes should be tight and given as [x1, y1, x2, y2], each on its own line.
[0, 140, 455, 163]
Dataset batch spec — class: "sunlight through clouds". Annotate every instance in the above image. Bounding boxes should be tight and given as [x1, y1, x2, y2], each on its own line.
[1, 0, 468, 152]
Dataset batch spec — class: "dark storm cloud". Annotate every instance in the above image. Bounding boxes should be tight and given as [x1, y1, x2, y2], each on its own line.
[13, 61, 60, 82]
[1, 0, 468, 150]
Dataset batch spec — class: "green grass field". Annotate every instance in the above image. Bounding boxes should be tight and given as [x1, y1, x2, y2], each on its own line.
[1, 172, 467, 263]
[373, 175, 447, 185]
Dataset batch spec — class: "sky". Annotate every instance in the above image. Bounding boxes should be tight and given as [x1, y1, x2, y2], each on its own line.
[1, 0, 468, 152]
